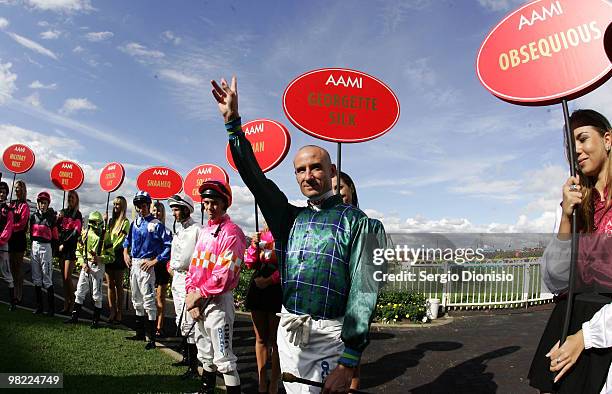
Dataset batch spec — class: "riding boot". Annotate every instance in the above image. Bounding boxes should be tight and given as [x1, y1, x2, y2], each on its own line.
[181, 343, 200, 380]
[33, 286, 43, 314]
[64, 302, 82, 324]
[198, 370, 217, 394]
[126, 316, 145, 340]
[173, 337, 188, 367]
[91, 307, 101, 329]
[9, 288, 16, 311]
[225, 385, 241, 394]
[45, 286, 55, 317]
[145, 319, 156, 350]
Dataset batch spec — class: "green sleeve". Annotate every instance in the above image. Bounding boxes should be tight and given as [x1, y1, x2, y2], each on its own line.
[228, 122, 298, 251]
[339, 217, 387, 367]
[100, 230, 114, 265]
[75, 231, 87, 268]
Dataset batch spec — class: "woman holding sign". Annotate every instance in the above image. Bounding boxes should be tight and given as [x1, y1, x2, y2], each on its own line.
[105, 196, 130, 324]
[8, 180, 29, 304]
[529, 109, 612, 394]
[151, 201, 172, 338]
[57, 190, 83, 314]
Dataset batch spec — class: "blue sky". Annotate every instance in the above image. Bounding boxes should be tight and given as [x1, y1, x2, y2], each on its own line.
[0, 0, 610, 233]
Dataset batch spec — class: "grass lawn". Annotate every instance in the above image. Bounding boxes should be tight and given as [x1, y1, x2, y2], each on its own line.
[0, 306, 202, 393]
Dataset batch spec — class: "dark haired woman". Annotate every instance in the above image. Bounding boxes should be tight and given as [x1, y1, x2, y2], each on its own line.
[57, 190, 82, 314]
[9, 179, 29, 304]
[529, 109, 612, 393]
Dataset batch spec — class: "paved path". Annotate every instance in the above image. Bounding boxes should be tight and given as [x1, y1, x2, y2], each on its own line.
[2, 259, 551, 393]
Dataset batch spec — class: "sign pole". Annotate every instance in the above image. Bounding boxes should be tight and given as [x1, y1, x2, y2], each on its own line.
[105, 192, 111, 227]
[336, 142, 342, 195]
[254, 199, 259, 232]
[62, 191, 66, 210]
[560, 99, 579, 344]
[8, 172, 16, 202]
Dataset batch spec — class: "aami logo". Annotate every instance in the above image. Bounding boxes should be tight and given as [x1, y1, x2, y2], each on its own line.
[153, 169, 168, 176]
[325, 74, 362, 89]
[62, 163, 73, 169]
[14, 146, 26, 153]
[244, 123, 264, 135]
[519, 1, 563, 30]
[197, 167, 212, 175]
[107, 165, 116, 171]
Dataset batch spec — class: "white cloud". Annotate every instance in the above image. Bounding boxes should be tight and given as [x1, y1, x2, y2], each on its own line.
[0, 17, 9, 30]
[158, 69, 201, 86]
[379, 0, 432, 32]
[40, 29, 60, 39]
[24, 91, 41, 107]
[29, 80, 57, 89]
[118, 42, 165, 59]
[477, 0, 529, 12]
[37, 20, 49, 27]
[59, 97, 97, 114]
[85, 31, 113, 42]
[24, 0, 94, 13]
[161, 30, 181, 45]
[0, 62, 17, 104]
[72, 45, 84, 53]
[6, 32, 58, 60]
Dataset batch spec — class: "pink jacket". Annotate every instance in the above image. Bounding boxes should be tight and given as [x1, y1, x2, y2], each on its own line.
[244, 229, 280, 284]
[186, 214, 246, 297]
[0, 207, 13, 247]
[10, 201, 29, 233]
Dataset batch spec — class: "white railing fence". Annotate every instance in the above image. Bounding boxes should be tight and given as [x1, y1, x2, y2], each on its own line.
[381, 257, 553, 310]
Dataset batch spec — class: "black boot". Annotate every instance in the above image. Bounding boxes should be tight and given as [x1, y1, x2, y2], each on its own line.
[225, 385, 241, 394]
[173, 337, 188, 367]
[45, 286, 54, 317]
[126, 316, 145, 341]
[198, 370, 217, 394]
[145, 319, 156, 350]
[33, 286, 43, 314]
[181, 343, 200, 380]
[91, 307, 101, 329]
[9, 288, 16, 311]
[64, 303, 82, 324]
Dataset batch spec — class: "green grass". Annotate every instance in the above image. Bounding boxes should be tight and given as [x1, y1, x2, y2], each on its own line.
[0, 307, 201, 393]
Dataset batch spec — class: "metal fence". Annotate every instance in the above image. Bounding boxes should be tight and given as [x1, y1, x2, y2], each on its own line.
[381, 257, 553, 310]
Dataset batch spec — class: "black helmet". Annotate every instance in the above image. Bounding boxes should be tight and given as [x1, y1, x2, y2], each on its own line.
[133, 190, 152, 206]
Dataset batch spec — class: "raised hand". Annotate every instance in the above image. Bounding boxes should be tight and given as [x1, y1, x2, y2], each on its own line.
[211, 76, 239, 123]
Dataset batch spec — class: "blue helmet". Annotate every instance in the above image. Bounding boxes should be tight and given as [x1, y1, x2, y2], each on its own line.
[133, 190, 152, 206]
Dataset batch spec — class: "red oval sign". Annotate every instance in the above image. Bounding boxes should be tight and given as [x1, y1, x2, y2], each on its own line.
[477, 0, 612, 105]
[2, 144, 35, 174]
[225, 119, 291, 173]
[50, 160, 84, 191]
[283, 68, 400, 143]
[136, 166, 183, 200]
[183, 164, 229, 203]
[99, 162, 125, 193]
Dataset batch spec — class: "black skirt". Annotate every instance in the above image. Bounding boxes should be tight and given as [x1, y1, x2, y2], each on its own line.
[154, 260, 170, 286]
[245, 268, 282, 313]
[528, 293, 612, 393]
[58, 241, 78, 261]
[105, 248, 126, 272]
[8, 230, 27, 253]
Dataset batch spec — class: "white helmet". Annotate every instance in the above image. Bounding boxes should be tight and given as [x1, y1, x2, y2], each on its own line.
[168, 194, 194, 214]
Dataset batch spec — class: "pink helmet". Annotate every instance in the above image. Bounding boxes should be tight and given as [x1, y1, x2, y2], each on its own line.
[37, 191, 51, 202]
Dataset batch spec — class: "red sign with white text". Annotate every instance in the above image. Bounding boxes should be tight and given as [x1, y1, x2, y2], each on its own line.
[477, 0, 612, 105]
[225, 119, 291, 173]
[183, 164, 229, 203]
[283, 68, 400, 143]
[99, 162, 125, 193]
[2, 144, 35, 174]
[137, 166, 183, 200]
[50, 160, 84, 191]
